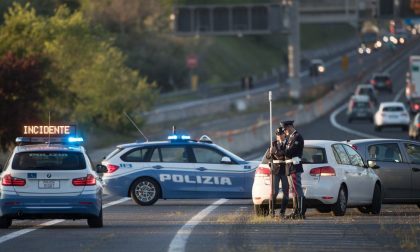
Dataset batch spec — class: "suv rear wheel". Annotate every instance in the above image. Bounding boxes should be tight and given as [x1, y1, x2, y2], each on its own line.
[88, 208, 103, 228]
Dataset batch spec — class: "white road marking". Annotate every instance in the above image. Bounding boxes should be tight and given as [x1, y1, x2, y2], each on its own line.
[168, 198, 229, 252]
[393, 88, 405, 102]
[0, 197, 130, 245]
[330, 44, 416, 138]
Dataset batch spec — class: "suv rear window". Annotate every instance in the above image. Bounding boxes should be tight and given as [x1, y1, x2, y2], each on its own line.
[383, 106, 404, 112]
[374, 76, 389, 81]
[12, 151, 86, 170]
[354, 101, 369, 108]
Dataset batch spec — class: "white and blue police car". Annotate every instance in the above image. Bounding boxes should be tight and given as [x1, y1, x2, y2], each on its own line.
[0, 125, 106, 228]
[101, 134, 259, 205]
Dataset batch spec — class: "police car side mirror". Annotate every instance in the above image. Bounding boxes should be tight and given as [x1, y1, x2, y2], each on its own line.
[96, 164, 108, 173]
[367, 160, 380, 169]
[221, 156, 232, 164]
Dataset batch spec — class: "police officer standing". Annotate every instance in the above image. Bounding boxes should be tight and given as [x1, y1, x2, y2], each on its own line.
[265, 127, 289, 219]
[281, 120, 306, 219]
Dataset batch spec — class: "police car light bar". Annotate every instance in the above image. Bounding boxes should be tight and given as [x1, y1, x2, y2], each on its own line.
[68, 137, 84, 143]
[167, 135, 191, 141]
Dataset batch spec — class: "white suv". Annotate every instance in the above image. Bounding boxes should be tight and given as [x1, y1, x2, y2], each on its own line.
[374, 102, 410, 131]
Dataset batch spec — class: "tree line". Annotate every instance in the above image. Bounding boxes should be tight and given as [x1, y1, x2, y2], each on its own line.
[0, 2, 160, 151]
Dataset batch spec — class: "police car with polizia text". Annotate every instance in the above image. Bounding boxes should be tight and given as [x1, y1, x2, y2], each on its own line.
[0, 125, 106, 228]
[101, 134, 259, 205]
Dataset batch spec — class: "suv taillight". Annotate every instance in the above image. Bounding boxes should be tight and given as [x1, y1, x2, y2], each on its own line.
[370, 79, 376, 85]
[72, 174, 96, 186]
[310, 166, 336, 176]
[255, 166, 270, 176]
[106, 164, 119, 173]
[2, 174, 26, 186]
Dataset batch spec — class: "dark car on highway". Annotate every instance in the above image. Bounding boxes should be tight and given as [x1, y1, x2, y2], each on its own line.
[369, 73, 393, 93]
[348, 139, 420, 209]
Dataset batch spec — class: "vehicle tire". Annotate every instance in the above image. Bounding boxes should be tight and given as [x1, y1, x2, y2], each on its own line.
[370, 184, 382, 215]
[87, 208, 103, 228]
[316, 205, 331, 213]
[332, 186, 347, 216]
[357, 206, 370, 214]
[0, 217, 12, 229]
[130, 177, 160, 206]
[254, 204, 269, 217]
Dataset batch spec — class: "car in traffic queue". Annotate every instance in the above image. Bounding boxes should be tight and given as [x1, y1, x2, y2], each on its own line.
[409, 113, 420, 140]
[348, 139, 420, 208]
[346, 95, 375, 123]
[0, 125, 106, 229]
[374, 102, 410, 132]
[252, 140, 382, 217]
[354, 84, 378, 106]
[408, 98, 420, 115]
[309, 59, 326, 76]
[101, 134, 259, 206]
[369, 72, 393, 93]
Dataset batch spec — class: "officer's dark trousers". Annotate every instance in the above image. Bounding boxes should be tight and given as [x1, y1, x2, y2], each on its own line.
[273, 174, 289, 213]
[288, 172, 305, 216]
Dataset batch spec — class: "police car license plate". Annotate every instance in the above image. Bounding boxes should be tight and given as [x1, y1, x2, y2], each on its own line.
[38, 180, 60, 189]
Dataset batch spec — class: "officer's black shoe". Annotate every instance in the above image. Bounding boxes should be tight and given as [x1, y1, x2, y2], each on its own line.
[286, 211, 297, 219]
[279, 211, 287, 220]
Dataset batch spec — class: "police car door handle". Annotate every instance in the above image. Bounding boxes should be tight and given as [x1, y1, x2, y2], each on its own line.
[197, 167, 207, 171]
[152, 165, 163, 169]
[412, 167, 420, 172]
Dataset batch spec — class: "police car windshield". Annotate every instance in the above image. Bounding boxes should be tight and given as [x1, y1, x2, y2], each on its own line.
[12, 151, 86, 170]
[213, 145, 244, 162]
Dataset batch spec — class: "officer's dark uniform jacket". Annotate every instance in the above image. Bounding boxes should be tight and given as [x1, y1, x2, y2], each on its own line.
[265, 140, 287, 175]
[285, 130, 304, 174]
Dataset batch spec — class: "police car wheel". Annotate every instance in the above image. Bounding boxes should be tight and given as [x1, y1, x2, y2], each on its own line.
[254, 204, 269, 217]
[130, 178, 160, 206]
[0, 217, 12, 229]
[87, 208, 103, 228]
[332, 186, 347, 216]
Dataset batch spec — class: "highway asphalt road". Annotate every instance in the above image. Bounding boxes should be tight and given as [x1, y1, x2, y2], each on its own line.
[1, 45, 420, 251]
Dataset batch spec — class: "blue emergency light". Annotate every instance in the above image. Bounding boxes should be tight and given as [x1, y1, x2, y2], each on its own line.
[167, 135, 191, 141]
[68, 137, 84, 143]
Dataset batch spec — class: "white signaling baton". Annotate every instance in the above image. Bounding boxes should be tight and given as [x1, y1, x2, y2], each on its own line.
[268, 91, 275, 217]
[269, 91, 273, 142]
